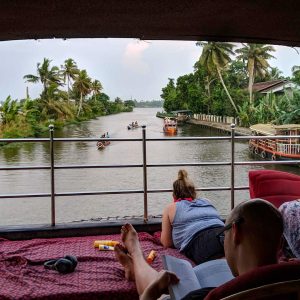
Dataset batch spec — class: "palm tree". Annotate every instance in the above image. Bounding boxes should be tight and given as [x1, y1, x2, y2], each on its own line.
[292, 65, 300, 84]
[236, 44, 275, 103]
[91, 80, 103, 101]
[197, 41, 238, 114]
[23, 58, 62, 97]
[61, 58, 79, 102]
[292, 65, 300, 76]
[73, 70, 92, 117]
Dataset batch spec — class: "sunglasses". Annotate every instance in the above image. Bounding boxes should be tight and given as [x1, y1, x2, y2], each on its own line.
[216, 217, 244, 247]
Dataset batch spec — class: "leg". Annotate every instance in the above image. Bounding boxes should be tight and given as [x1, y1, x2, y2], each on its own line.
[114, 243, 135, 281]
[121, 224, 160, 295]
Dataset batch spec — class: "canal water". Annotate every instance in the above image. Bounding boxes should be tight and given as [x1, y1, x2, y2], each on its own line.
[0, 108, 299, 226]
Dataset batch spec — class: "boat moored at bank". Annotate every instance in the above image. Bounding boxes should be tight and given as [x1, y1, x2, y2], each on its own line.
[249, 124, 300, 160]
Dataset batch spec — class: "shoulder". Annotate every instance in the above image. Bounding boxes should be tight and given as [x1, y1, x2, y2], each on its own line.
[163, 202, 176, 213]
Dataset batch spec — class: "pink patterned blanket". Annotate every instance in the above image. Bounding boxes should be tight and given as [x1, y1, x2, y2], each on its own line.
[0, 232, 191, 299]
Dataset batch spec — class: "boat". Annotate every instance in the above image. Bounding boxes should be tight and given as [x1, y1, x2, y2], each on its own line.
[249, 124, 300, 160]
[1, 1, 300, 299]
[127, 122, 140, 130]
[171, 110, 193, 124]
[96, 140, 110, 149]
[163, 117, 177, 134]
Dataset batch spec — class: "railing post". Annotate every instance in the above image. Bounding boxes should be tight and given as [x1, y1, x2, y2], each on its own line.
[49, 124, 55, 226]
[230, 123, 235, 210]
[142, 125, 148, 222]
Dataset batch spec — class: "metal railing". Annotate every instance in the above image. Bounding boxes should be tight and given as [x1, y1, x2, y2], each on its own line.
[0, 124, 300, 226]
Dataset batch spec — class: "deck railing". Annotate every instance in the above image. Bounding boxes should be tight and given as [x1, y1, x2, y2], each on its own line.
[277, 143, 300, 155]
[0, 124, 300, 226]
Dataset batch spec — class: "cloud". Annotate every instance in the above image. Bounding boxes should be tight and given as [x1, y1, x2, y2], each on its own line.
[122, 40, 150, 74]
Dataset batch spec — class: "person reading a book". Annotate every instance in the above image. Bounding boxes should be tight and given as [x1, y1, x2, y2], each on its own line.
[161, 169, 224, 264]
[114, 199, 284, 300]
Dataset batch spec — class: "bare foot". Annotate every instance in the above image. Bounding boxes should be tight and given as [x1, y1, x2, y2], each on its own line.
[114, 243, 135, 281]
[121, 223, 143, 257]
[141, 270, 179, 300]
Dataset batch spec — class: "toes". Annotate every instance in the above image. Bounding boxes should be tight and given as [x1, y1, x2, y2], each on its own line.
[124, 223, 133, 231]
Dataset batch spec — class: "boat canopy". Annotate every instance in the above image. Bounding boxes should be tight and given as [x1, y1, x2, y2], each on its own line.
[0, 1, 300, 46]
[250, 124, 300, 135]
[250, 124, 276, 136]
[273, 124, 300, 131]
[171, 110, 193, 116]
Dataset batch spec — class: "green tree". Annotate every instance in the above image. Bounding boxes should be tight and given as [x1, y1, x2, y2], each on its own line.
[236, 44, 275, 103]
[73, 70, 92, 117]
[292, 65, 300, 84]
[197, 41, 238, 114]
[23, 58, 62, 97]
[61, 58, 79, 102]
[161, 78, 177, 112]
[91, 80, 103, 101]
[268, 67, 284, 80]
[0, 96, 20, 124]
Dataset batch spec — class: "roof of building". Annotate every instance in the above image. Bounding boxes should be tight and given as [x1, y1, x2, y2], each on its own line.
[252, 80, 289, 93]
[0, 1, 300, 46]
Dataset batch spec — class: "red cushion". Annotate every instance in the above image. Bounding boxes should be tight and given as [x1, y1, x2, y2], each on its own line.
[249, 170, 300, 207]
[205, 261, 300, 300]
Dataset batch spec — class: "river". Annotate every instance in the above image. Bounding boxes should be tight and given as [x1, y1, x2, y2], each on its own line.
[0, 108, 299, 226]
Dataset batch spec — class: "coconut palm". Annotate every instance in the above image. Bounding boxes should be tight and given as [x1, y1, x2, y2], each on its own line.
[91, 80, 103, 101]
[292, 65, 300, 75]
[73, 70, 92, 117]
[38, 83, 75, 120]
[236, 44, 275, 103]
[197, 41, 238, 114]
[61, 58, 79, 102]
[268, 67, 283, 80]
[292, 65, 300, 84]
[23, 58, 62, 97]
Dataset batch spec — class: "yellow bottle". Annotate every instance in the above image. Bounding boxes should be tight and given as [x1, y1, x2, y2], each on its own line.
[94, 240, 119, 248]
[99, 245, 114, 251]
[146, 250, 157, 264]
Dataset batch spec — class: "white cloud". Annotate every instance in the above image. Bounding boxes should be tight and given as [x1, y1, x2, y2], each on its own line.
[122, 40, 150, 74]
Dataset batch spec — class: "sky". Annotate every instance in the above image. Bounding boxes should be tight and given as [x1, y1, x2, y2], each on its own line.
[0, 38, 299, 102]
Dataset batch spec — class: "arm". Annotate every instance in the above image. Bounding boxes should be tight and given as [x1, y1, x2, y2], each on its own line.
[161, 203, 175, 248]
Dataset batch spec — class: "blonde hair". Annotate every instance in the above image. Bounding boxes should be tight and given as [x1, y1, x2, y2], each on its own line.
[173, 169, 196, 200]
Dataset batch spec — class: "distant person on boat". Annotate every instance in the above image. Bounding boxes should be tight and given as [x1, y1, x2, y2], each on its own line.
[115, 199, 284, 300]
[279, 199, 300, 259]
[106, 132, 110, 138]
[160, 169, 224, 264]
[135, 121, 138, 126]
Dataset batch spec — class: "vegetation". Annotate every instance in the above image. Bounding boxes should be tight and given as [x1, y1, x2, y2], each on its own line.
[161, 42, 300, 127]
[134, 100, 163, 108]
[0, 58, 133, 138]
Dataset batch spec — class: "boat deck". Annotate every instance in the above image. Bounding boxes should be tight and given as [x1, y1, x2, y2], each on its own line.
[0, 229, 192, 300]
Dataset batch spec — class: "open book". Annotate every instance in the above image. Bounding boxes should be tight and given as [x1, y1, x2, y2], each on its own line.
[162, 255, 234, 300]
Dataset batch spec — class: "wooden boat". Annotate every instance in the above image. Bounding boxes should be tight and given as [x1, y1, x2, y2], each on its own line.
[163, 117, 177, 134]
[171, 110, 193, 124]
[249, 124, 300, 160]
[127, 123, 140, 130]
[97, 140, 110, 150]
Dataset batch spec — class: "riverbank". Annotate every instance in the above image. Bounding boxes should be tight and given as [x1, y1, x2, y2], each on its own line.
[188, 118, 252, 136]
